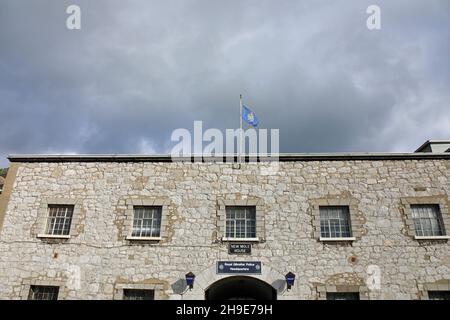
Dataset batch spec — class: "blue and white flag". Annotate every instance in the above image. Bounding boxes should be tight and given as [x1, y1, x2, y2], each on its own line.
[242, 105, 259, 127]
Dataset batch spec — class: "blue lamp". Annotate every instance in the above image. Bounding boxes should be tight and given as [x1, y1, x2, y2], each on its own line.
[285, 272, 295, 290]
[185, 272, 195, 290]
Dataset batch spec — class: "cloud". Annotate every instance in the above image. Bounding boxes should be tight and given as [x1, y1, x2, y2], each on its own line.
[0, 0, 449, 166]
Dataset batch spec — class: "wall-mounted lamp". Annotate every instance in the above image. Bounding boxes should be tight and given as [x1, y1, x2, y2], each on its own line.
[185, 272, 195, 290]
[285, 272, 295, 290]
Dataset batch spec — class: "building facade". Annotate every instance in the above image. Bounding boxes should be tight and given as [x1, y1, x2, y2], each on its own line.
[0, 140, 449, 300]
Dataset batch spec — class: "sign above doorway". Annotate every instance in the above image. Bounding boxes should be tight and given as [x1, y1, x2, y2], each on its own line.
[228, 243, 251, 255]
[216, 261, 261, 275]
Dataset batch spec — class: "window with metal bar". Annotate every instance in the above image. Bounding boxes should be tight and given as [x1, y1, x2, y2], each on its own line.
[45, 205, 74, 235]
[225, 206, 256, 239]
[28, 285, 59, 300]
[411, 204, 445, 237]
[428, 291, 450, 300]
[326, 292, 360, 300]
[123, 289, 155, 300]
[131, 206, 162, 238]
[319, 206, 352, 238]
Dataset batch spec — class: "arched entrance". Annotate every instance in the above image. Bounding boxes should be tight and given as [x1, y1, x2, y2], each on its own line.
[205, 276, 277, 300]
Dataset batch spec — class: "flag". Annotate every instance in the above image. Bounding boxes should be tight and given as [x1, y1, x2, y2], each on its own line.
[242, 105, 259, 127]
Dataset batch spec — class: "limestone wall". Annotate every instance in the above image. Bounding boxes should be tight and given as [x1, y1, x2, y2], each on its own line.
[0, 159, 449, 299]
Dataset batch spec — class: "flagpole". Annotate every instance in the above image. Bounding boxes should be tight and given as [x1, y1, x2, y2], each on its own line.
[239, 94, 243, 165]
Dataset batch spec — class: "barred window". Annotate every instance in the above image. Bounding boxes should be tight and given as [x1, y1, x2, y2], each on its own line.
[225, 206, 256, 239]
[326, 292, 360, 300]
[131, 206, 162, 238]
[428, 291, 450, 300]
[320, 206, 352, 238]
[411, 205, 445, 237]
[28, 285, 59, 300]
[123, 289, 155, 300]
[45, 205, 74, 236]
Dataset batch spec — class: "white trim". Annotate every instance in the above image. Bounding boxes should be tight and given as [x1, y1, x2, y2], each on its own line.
[221, 237, 260, 242]
[126, 236, 162, 241]
[319, 237, 356, 242]
[37, 234, 71, 239]
[414, 235, 450, 240]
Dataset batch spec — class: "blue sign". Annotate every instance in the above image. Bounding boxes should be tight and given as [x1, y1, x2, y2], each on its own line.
[217, 261, 262, 274]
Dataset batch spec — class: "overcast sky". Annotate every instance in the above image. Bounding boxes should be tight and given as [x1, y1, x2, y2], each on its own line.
[1, 0, 449, 166]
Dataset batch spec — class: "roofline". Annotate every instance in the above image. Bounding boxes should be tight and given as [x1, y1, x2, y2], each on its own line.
[415, 140, 450, 152]
[7, 152, 450, 163]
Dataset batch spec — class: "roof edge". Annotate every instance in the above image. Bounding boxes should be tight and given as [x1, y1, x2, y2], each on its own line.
[7, 153, 450, 163]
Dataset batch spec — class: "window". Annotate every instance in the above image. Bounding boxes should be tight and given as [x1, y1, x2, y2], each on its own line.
[428, 291, 450, 300]
[123, 289, 155, 300]
[411, 204, 445, 237]
[226, 206, 256, 239]
[45, 205, 74, 236]
[122, 198, 170, 242]
[320, 206, 352, 238]
[326, 292, 360, 300]
[131, 206, 162, 238]
[28, 285, 59, 300]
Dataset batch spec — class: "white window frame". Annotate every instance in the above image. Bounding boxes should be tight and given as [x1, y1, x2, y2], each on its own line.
[411, 204, 446, 237]
[311, 197, 362, 242]
[44, 205, 74, 236]
[217, 198, 265, 242]
[225, 206, 257, 240]
[319, 206, 353, 240]
[122, 198, 170, 242]
[401, 197, 450, 241]
[129, 206, 162, 240]
[35, 198, 83, 239]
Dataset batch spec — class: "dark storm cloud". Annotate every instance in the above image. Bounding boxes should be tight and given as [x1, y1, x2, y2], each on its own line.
[0, 0, 449, 166]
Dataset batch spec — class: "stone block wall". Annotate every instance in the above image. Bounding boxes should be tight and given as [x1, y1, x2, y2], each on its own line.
[0, 159, 449, 299]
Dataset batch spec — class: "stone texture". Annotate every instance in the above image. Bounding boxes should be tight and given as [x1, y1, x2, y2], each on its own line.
[0, 159, 448, 299]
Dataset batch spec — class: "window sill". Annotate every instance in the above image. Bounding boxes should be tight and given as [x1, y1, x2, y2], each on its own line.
[320, 237, 356, 242]
[126, 236, 162, 241]
[221, 237, 260, 242]
[414, 235, 450, 240]
[37, 234, 71, 239]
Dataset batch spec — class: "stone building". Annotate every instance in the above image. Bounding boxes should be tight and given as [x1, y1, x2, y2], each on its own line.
[0, 140, 449, 300]
[0, 177, 4, 195]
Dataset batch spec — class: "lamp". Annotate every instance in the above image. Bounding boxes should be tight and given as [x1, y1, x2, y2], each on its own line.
[285, 272, 295, 290]
[185, 272, 195, 290]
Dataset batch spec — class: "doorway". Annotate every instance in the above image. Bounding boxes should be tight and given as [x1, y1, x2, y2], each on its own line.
[205, 276, 277, 300]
